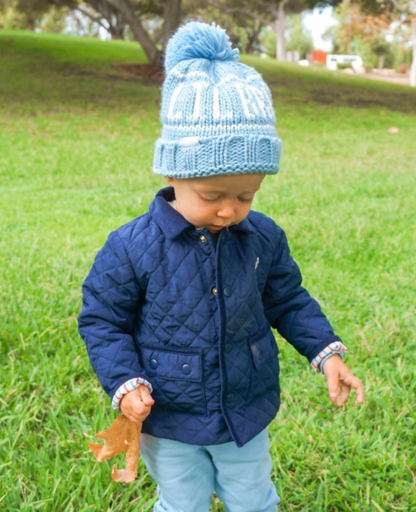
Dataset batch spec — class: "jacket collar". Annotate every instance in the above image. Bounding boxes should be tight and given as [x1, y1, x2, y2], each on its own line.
[150, 186, 255, 240]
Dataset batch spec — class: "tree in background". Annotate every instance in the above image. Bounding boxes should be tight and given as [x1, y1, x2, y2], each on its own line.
[0, 0, 26, 29]
[188, 0, 266, 54]
[262, 12, 314, 59]
[38, 4, 69, 32]
[194, 0, 279, 57]
[0, 0, 53, 29]
[322, 0, 390, 57]
[1, 0, 185, 68]
[77, 0, 171, 68]
[389, 15, 413, 69]
[352, 0, 415, 84]
[5, 0, 414, 83]
[286, 13, 314, 58]
[192, 1, 342, 61]
[46, 0, 182, 68]
[54, 1, 128, 39]
[370, 36, 393, 69]
[2, 0, 343, 66]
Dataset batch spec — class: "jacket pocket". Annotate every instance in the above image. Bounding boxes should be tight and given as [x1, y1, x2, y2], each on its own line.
[247, 327, 280, 399]
[141, 344, 207, 416]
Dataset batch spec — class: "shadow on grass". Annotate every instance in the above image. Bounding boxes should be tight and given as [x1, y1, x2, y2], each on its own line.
[1, 30, 416, 116]
[265, 74, 416, 114]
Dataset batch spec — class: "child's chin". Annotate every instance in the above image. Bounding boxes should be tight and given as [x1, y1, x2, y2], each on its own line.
[208, 228, 225, 236]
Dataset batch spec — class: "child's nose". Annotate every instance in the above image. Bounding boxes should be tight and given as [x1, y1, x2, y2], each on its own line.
[217, 204, 235, 219]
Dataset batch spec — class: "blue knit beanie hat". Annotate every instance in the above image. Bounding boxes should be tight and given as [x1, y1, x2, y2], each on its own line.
[152, 20, 282, 178]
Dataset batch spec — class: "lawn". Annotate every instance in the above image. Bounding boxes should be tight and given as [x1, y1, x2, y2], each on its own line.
[0, 30, 415, 512]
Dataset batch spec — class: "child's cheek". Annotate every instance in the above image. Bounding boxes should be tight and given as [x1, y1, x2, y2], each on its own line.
[194, 203, 211, 216]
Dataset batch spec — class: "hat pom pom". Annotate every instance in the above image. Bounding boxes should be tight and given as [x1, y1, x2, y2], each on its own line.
[164, 21, 240, 74]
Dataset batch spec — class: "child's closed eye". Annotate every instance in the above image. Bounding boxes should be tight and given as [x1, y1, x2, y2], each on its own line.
[200, 195, 220, 202]
[200, 195, 254, 203]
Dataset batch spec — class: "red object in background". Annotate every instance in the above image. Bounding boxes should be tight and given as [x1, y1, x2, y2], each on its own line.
[312, 51, 327, 63]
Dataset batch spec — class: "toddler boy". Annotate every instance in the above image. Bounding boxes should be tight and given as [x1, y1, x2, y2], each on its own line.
[78, 21, 364, 512]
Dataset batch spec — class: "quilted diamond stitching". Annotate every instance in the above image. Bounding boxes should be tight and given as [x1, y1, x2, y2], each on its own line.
[78, 189, 341, 447]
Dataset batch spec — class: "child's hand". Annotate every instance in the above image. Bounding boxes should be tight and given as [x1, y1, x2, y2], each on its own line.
[322, 355, 365, 406]
[120, 385, 155, 424]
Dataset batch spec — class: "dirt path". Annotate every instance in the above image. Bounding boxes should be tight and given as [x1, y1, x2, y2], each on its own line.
[362, 71, 410, 86]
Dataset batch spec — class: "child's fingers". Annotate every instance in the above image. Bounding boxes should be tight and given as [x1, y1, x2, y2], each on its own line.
[340, 373, 365, 404]
[126, 392, 153, 421]
[124, 411, 143, 425]
[129, 392, 148, 410]
[352, 376, 365, 404]
[120, 396, 144, 424]
[326, 371, 341, 403]
[336, 384, 351, 407]
[139, 384, 155, 406]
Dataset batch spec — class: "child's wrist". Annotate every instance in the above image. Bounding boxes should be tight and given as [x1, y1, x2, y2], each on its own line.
[112, 377, 153, 411]
[321, 353, 343, 375]
[311, 341, 349, 373]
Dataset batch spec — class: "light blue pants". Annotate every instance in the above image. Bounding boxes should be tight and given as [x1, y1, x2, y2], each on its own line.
[140, 428, 281, 512]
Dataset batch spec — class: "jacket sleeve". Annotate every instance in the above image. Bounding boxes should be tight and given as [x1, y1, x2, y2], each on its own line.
[262, 224, 342, 363]
[311, 341, 348, 372]
[77, 230, 151, 402]
[111, 377, 153, 411]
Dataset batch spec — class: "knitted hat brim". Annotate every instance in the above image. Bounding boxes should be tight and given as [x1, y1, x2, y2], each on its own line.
[153, 134, 282, 178]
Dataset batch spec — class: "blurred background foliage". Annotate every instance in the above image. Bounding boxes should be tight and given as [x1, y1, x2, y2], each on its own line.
[0, 0, 414, 74]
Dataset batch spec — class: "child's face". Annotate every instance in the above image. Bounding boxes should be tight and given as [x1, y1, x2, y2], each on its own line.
[165, 173, 265, 234]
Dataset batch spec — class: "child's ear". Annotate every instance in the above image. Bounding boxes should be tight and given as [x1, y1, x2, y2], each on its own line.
[165, 177, 174, 186]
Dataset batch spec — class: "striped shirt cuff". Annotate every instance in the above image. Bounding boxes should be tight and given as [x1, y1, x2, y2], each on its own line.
[311, 341, 348, 372]
[111, 377, 153, 411]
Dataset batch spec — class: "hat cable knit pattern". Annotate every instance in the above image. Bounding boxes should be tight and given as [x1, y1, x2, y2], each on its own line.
[152, 20, 283, 178]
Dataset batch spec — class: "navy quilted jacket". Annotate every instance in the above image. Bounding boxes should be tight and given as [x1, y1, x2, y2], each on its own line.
[78, 186, 341, 447]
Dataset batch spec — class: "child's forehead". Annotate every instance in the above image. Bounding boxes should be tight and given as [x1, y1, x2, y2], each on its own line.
[190, 173, 265, 192]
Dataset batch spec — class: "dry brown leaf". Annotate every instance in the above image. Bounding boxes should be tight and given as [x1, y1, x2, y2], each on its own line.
[87, 415, 142, 483]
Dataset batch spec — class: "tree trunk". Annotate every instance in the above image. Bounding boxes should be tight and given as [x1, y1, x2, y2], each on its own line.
[70, 11, 85, 34]
[108, 23, 125, 39]
[56, 0, 126, 40]
[411, 18, 416, 87]
[378, 55, 384, 71]
[246, 21, 263, 54]
[103, 0, 163, 69]
[91, 0, 126, 40]
[275, 0, 286, 62]
[110, 12, 127, 39]
[162, 0, 182, 52]
[27, 14, 36, 31]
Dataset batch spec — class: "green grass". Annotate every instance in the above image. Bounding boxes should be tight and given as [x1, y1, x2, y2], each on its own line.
[0, 29, 415, 512]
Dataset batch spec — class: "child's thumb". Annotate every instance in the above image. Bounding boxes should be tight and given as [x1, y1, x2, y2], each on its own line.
[139, 385, 155, 405]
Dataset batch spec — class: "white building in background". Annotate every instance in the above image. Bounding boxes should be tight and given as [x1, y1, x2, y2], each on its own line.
[326, 54, 365, 73]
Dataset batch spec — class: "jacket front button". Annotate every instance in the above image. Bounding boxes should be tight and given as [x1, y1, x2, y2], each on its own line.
[181, 364, 191, 375]
[199, 235, 207, 243]
[212, 287, 217, 296]
[223, 287, 231, 297]
[150, 358, 158, 369]
[225, 343, 232, 353]
[226, 393, 235, 402]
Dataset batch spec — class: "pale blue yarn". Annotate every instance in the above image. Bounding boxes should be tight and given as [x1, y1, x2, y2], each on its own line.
[152, 20, 283, 178]
[164, 21, 240, 74]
